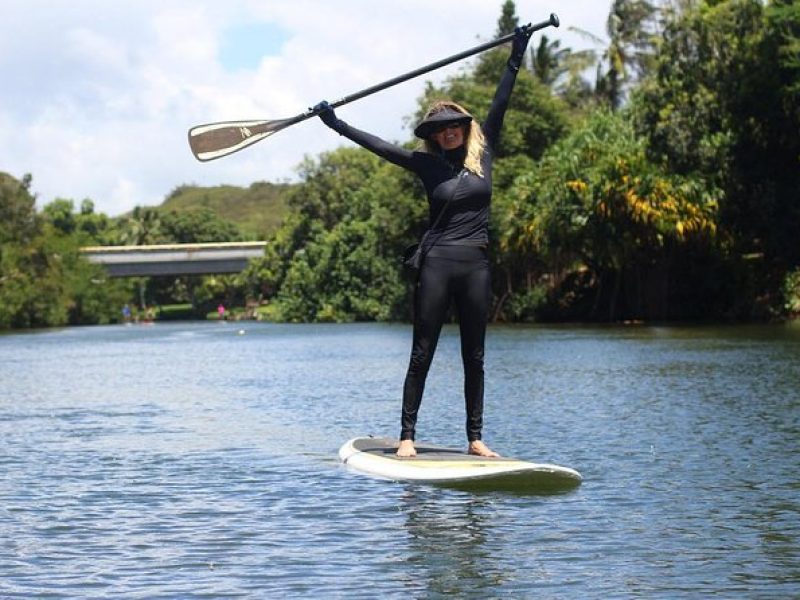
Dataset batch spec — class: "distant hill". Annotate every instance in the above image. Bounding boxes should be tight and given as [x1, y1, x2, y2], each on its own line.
[159, 181, 292, 237]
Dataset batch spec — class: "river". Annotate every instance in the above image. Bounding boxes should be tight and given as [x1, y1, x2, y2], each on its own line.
[1, 321, 798, 598]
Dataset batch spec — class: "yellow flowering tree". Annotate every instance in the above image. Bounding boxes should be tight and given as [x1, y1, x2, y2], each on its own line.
[497, 110, 722, 320]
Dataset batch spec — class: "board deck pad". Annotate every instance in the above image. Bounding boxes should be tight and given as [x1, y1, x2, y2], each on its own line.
[339, 437, 582, 493]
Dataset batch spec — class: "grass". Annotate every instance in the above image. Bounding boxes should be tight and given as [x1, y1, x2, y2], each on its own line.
[160, 181, 291, 238]
[157, 304, 195, 320]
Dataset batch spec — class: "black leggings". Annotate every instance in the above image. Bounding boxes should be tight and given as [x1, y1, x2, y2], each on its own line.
[401, 245, 491, 442]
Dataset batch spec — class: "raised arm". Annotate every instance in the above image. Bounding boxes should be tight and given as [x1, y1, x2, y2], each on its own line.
[481, 28, 533, 151]
[313, 101, 416, 171]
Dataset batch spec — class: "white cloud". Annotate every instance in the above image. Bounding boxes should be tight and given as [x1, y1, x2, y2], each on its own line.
[0, 0, 609, 216]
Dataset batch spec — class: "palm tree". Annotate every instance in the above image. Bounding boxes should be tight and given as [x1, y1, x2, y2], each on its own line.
[531, 35, 599, 108]
[531, 35, 569, 86]
[119, 206, 163, 246]
[571, 0, 658, 109]
[604, 0, 657, 108]
[116, 206, 164, 310]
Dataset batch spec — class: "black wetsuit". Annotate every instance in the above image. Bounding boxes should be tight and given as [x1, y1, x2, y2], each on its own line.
[322, 63, 520, 442]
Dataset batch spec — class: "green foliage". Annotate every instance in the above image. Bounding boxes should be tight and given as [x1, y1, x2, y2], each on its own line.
[0, 224, 129, 328]
[631, 0, 759, 180]
[633, 0, 800, 287]
[602, 0, 658, 109]
[275, 220, 402, 322]
[784, 268, 800, 316]
[244, 0, 798, 323]
[532, 35, 569, 87]
[262, 148, 421, 322]
[767, 0, 800, 107]
[0, 233, 66, 328]
[58, 235, 133, 326]
[3, 0, 798, 328]
[162, 181, 290, 237]
[0, 172, 39, 245]
[158, 304, 195, 320]
[0, 174, 67, 328]
[496, 0, 519, 37]
[419, 56, 571, 162]
[505, 284, 549, 322]
[498, 110, 722, 320]
[116, 206, 164, 246]
[159, 208, 243, 244]
[1, 175, 137, 328]
[42, 197, 116, 244]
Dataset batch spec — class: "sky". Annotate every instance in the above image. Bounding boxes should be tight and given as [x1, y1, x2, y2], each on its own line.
[0, 0, 610, 216]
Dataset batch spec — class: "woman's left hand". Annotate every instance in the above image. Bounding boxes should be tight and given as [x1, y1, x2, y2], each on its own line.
[508, 26, 533, 71]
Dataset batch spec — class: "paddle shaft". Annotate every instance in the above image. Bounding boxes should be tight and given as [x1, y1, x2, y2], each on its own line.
[188, 14, 559, 161]
[277, 26, 535, 130]
[324, 14, 560, 113]
[284, 16, 560, 130]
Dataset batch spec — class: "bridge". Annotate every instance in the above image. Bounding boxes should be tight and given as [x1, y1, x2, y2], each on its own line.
[81, 241, 267, 277]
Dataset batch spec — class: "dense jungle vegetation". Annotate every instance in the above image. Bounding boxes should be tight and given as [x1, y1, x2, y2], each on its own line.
[2, 0, 798, 328]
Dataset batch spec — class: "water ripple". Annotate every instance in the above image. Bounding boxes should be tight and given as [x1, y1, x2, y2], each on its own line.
[1, 322, 798, 597]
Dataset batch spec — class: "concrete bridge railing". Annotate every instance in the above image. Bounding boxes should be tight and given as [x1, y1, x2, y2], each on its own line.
[81, 242, 267, 277]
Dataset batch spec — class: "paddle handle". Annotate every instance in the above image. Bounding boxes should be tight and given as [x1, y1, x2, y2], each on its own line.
[317, 14, 560, 115]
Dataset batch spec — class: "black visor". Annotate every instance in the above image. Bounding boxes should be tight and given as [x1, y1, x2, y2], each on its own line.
[414, 107, 473, 139]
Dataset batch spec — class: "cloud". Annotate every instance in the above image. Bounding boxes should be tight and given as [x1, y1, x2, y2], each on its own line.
[219, 23, 290, 71]
[0, 0, 609, 216]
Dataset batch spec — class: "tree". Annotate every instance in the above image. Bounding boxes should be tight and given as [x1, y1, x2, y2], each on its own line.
[572, 0, 657, 109]
[531, 35, 569, 86]
[419, 57, 570, 163]
[150, 208, 245, 313]
[603, 0, 657, 109]
[241, 0, 798, 323]
[0, 174, 130, 328]
[250, 0, 574, 324]
[498, 110, 722, 321]
[496, 0, 519, 37]
[762, 0, 800, 267]
[0, 173, 39, 245]
[117, 206, 164, 246]
[633, 0, 800, 308]
[0, 173, 51, 327]
[42, 199, 77, 235]
[262, 147, 422, 322]
[160, 208, 243, 244]
[42, 197, 116, 244]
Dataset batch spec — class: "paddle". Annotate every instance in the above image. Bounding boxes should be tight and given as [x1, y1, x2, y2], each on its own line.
[188, 13, 560, 161]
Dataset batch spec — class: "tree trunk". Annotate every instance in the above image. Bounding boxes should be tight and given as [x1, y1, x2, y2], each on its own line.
[609, 269, 622, 321]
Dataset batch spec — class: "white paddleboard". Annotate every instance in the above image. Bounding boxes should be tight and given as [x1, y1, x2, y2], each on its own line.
[339, 437, 582, 492]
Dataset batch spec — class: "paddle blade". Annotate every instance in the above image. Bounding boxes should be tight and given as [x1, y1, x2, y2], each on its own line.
[188, 117, 298, 162]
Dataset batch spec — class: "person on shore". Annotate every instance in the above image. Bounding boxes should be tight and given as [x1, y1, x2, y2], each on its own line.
[314, 28, 533, 457]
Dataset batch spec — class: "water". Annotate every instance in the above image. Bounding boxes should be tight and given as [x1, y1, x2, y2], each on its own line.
[1, 321, 798, 598]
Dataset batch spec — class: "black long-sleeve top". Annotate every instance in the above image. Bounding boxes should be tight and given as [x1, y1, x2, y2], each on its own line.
[323, 64, 520, 247]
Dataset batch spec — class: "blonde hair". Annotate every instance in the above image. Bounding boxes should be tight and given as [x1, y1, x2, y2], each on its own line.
[420, 101, 486, 178]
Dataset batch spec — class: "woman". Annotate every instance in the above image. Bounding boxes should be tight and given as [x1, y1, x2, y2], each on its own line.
[314, 28, 532, 457]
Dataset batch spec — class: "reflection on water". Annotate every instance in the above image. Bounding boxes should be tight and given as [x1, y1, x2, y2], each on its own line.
[399, 488, 497, 596]
[1, 321, 799, 597]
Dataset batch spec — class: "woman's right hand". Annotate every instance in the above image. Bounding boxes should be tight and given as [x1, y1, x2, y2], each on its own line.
[312, 101, 338, 128]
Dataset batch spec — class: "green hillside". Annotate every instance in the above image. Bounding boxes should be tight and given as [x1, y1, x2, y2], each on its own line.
[160, 181, 291, 238]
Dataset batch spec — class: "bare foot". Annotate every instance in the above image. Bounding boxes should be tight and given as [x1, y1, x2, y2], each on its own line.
[468, 440, 500, 457]
[396, 439, 417, 457]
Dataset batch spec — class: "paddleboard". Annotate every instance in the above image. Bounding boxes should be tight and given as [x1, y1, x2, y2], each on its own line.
[338, 436, 582, 492]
